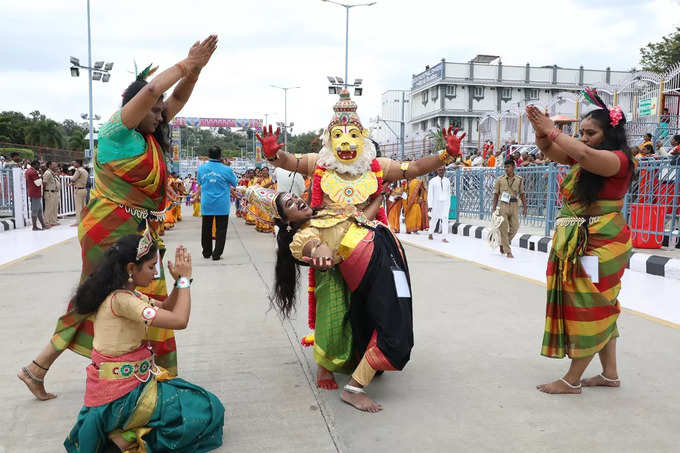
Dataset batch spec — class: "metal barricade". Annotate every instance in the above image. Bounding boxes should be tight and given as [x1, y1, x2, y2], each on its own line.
[0, 169, 14, 217]
[442, 158, 680, 245]
[58, 175, 76, 217]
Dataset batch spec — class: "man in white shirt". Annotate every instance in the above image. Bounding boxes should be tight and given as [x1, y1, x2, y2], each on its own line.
[427, 166, 452, 242]
[273, 166, 305, 196]
[471, 152, 484, 167]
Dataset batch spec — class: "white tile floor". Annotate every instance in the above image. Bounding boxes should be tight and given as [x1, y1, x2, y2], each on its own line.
[0, 222, 77, 267]
[398, 231, 680, 326]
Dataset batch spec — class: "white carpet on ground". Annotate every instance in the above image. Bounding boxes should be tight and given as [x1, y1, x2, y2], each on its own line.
[0, 223, 77, 266]
[398, 231, 680, 326]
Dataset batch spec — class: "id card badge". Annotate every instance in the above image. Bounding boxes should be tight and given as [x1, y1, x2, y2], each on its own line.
[579, 255, 599, 283]
[500, 191, 511, 203]
[392, 267, 411, 299]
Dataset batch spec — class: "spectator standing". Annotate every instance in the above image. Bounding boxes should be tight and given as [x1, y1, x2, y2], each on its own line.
[43, 161, 62, 226]
[427, 166, 451, 242]
[25, 160, 49, 231]
[492, 159, 526, 258]
[196, 146, 237, 260]
[70, 159, 89, 225]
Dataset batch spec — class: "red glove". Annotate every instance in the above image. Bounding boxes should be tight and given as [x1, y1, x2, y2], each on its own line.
[256, 125, 283, 159]
[441, 125, 467, 157]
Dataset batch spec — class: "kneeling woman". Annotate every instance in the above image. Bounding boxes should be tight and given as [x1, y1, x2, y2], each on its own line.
[64, 232, 224, 452]
[248, 186, 414, 413]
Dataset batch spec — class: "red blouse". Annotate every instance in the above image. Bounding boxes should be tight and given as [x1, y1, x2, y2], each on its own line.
[568, 150, 631, 200]
[597, 151, 632, 200]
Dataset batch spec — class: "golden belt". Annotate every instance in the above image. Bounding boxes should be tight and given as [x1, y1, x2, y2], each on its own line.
[98, 357, 155, 381]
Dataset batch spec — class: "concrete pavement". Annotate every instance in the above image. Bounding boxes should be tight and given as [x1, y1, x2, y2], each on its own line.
[1, 206, 679, 452]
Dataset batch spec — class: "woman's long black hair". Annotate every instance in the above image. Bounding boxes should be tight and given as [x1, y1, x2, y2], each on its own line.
[573, 108, 634, 205]
[272, 195, 310, 319]
[122, 79, 171, 154]
[72, 234, 158, 314]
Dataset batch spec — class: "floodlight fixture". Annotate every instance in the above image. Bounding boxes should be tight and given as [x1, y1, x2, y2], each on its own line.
[92, 71, 102, 81]
[70, 66, 80, 77]
[104, 62, 114, 71]
[94, 61, 104, 69]
[102, 73, 111, 82]
[81, 113, 88, 119]
[354, 87, 363, 96]
[354, 78, 363, 86]
[70, 56, 80, 66]
[336, 76, 344, 84]
[290, 122, 294, 127]
[327, 76, 336, 84]
[328, 86, 338, 95]
[94, 114, 101, 120]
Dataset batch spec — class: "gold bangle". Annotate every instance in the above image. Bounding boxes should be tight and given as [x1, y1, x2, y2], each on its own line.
[438, 150, 454, 165]
[400, 161, 410, 179]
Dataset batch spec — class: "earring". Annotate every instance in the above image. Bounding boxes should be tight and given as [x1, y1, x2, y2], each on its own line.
[128, 274, 133, 283]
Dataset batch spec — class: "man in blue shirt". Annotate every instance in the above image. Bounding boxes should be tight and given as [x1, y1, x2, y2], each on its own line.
[197, 146, 238, 260]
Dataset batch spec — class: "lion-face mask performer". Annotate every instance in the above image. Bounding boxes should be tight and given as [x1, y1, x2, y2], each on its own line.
[257, 89, 466, 411]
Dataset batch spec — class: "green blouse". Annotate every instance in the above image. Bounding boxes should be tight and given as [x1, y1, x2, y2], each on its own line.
[97, 110, 147, 164]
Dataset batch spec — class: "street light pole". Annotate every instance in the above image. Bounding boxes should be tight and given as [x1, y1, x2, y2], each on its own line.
[86, 0, 95, 160]
[321, 1, 376, 90]
[400, 91, 405, 160]
[270, 85, 299, 153]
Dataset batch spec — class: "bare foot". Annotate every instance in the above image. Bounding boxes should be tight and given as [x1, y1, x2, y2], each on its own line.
[428, 234, 433, 240]
[581, 373, 621, 387]
[17, 366, 56, 400]
[442, 238, 449, 243]
[536, 378, 581, 395]
[316, 366, 338, 390]
[506, 252, 514, 258]
[341, 390, 383, 413]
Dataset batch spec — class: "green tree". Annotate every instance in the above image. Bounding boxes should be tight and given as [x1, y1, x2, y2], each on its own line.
[25, 119, 65, 148]
[0, 111, 30, 144]
[67, 129, 87, 150]
[287, 130, 323, 155]
[640, 27, 680, 73]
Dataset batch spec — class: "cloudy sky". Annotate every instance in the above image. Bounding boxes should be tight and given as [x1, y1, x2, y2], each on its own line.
[1, 0, 679, 134]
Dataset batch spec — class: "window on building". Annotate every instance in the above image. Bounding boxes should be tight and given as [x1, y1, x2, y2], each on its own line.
[431, 87, 438, 101]
[472, 86, 484, 98]
[422, 90, 428, 105]
[526, 88, 539, 100]
[501, 87, 512, 100]
[445, 85, 457, 97]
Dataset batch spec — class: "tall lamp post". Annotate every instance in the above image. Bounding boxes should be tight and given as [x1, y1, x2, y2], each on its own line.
[270, 85, 299, 152]
[321, 0, 376, 89]
[68, 0, 113, 160]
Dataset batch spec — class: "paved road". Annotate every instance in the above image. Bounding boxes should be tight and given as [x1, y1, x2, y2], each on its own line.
[1, 208, 679, 452]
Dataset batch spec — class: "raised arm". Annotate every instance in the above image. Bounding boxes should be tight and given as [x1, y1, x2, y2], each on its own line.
[526, 105, 621, 177]
[163, 36, 218, 121]
[121, 35, 217, 129]
[381, 126, 466, 182]
[151, 246, 192, 330]
[256, 126, 318, 176]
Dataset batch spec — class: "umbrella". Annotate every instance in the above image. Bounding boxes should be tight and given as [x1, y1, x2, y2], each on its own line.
[550, 114, 577, 123]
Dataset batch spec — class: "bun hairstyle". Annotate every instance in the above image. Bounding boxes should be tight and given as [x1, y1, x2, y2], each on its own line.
[574, 88, 635, 205]
[121, 64, 170, 154]
[72, 234, 158, 314]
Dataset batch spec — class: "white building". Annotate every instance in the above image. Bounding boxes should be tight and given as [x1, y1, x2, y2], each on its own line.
[370, 90, 412, 144]
[380, 55, 634, 149]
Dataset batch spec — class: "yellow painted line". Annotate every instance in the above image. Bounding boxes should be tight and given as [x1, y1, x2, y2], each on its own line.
[401, 237, 680, 331]
[0, 236, 76, 270]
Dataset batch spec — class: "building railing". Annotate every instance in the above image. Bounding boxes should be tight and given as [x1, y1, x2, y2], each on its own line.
[444, 157, 680, 246]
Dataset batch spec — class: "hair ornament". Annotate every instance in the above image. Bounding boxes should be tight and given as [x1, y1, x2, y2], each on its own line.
[609, 106, 623, 127]
[580, 87, 608, 111]
[137, 64, 159, 81]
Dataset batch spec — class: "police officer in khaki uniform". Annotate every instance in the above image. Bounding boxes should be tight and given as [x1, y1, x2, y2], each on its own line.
[43, 161, 61, 226]
[492, 158, 527, 258]
[70, 159, 89, 225]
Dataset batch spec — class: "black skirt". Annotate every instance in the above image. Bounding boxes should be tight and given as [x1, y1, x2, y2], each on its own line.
[349, 225, 414, 371]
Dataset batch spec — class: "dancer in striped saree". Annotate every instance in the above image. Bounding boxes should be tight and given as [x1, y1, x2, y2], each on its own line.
[526, 88, 635, 395]
[18, 35, 218, 400]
